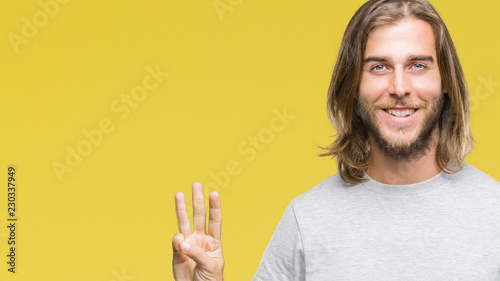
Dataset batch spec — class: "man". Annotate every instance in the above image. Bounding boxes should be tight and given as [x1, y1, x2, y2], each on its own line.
[172, 0, 500, 280]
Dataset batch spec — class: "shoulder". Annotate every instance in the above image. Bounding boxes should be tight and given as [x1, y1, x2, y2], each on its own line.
[435, 162, 500, 209]
[451, 162, 499, 187]
[288, 174, 360, 215]
[292, 173, 349, 199]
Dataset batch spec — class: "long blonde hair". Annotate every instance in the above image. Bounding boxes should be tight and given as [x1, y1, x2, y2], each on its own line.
[320, 0, 473, 184]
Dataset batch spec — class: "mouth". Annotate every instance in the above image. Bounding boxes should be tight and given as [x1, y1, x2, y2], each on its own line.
[383, 108, 419, 118]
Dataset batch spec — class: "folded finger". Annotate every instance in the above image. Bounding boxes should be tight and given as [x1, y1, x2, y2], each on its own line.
[172, 233, 184, 253]
[178, 240, 217, 271]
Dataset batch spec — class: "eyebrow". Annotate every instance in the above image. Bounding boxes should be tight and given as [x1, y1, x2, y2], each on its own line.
[363, 55, 435, 64]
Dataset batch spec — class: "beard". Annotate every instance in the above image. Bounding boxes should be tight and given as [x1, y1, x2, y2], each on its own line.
[355, 93, 445, 162]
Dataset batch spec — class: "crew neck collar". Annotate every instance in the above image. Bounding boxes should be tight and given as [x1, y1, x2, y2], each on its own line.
[359, 164, 460, 196]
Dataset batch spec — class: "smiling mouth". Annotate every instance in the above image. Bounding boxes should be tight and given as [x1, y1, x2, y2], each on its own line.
[383, 108, 418, 117]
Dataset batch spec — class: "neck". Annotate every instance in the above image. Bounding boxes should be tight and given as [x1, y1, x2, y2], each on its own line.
[366, 127, 441, 185]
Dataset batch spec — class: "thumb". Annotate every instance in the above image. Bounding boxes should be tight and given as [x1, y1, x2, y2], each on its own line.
[172, 233, 190, 265]
[179, 241, 216, 269]
[172, 233, 185, 254]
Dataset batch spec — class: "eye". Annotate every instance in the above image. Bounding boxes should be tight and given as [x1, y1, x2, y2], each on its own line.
[371, 64, 386, 71]
[412, 63, 426, 70]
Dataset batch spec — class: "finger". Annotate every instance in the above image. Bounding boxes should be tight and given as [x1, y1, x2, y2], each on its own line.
[192, 182, 206, 233]
[175, 192, 191, 235]
[172, 233, 190, 265]
[178, 240, 216, 270]
[208, 191, 222, 240]
[172, 233, 184, 253]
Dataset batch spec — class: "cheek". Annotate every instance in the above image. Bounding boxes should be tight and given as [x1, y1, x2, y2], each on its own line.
[413, 76, 443, 99]
[359, 75, 387, 101]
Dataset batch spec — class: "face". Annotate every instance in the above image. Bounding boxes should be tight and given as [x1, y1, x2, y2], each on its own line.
[356, 18, 445, 162]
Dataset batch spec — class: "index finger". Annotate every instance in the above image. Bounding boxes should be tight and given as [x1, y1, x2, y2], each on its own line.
[175, 192, 191, 235]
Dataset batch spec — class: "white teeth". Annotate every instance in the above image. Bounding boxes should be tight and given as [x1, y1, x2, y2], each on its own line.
[386, 109, 416, 117]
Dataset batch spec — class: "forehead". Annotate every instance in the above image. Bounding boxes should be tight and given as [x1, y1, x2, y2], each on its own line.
[364, 18, 437, 59]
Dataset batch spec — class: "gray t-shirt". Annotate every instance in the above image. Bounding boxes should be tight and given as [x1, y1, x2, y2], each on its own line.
[252, 163, 500, 280]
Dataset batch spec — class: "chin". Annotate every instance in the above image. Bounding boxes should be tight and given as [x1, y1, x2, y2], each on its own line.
[384, 138, 418, 149]
[381, 129, 419, 145]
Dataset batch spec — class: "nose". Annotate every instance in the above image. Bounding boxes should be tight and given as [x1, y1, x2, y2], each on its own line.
[389, 67, 412, 97]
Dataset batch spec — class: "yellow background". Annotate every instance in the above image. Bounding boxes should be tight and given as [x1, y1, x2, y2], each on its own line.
[0, 0, 499, 280]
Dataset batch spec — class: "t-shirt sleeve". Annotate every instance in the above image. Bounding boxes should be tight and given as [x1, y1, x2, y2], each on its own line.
[252, 201, 306, 281]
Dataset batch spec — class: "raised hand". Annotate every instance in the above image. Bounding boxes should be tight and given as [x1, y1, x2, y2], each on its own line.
[172, 182, 224, 281]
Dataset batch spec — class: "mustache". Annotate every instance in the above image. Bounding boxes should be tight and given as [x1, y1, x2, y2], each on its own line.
[373, 99, 428, 109]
